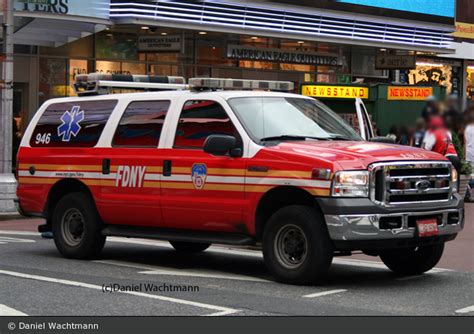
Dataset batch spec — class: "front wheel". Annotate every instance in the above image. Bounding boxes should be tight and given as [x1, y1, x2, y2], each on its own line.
[380, 243, 444, 275]
[262, 205, 333, 285]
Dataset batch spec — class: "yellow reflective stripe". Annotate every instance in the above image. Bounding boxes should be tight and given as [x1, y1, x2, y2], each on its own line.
[160, 181, 245, 192]
[208, 168, 246, 176]
[160, 182, 194, 190]
[19, 164, 102, 172]
[18, 177, 59, 184]
[83, 180, 115, 187]
[203, 183, 245, 192]
[246, 170, 311, 178]
[19, 164, 316, 179]
[110, 166, 162, 173]
[172, 167, 191, 174]
[143, 181, 160, 188]
[245, 185, 273, 193]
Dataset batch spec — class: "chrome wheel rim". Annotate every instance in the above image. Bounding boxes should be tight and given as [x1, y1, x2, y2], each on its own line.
[61, 208, 84, 247]
[274, 224, 308, 269]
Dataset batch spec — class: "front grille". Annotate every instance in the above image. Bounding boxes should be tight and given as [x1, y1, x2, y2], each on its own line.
[370, 162, 452, 207]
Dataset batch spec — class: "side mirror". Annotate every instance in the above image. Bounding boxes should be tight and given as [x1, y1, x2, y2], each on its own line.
[370, 136, 396, 144]
[203, 135, 241, 157]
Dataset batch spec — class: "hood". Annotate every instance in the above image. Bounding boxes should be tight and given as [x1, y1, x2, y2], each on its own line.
[264, 141, 447, 170]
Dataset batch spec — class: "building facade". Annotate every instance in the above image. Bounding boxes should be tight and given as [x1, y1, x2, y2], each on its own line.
[2, 0, 466, 139]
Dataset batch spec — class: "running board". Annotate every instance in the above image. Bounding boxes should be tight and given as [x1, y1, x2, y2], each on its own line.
[101, 225, 256, 246]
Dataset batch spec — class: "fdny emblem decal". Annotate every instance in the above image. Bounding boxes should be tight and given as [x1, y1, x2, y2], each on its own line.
[191, 163, 207, 190]
[57, 106, 84, 142]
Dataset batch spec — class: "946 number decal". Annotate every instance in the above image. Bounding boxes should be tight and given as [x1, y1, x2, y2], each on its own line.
[35, 133, 51, 145]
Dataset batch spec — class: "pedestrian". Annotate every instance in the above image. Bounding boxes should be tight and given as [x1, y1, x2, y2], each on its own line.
[422, 116, 460, 171]
[465, 107, 474, 200]
[465, 106, 474, 166]
[386, 125, 398, 143]
[398, 126, 410, 145]
[421, 95, 439, 123]
[412, 118, 426, 148]
[444, 94, 464, 144]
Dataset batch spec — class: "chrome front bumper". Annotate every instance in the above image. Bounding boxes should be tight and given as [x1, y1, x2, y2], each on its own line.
[325, 208, 464, 241]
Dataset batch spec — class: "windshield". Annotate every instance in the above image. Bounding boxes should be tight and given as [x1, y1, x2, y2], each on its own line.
[228, 97, 362, 143]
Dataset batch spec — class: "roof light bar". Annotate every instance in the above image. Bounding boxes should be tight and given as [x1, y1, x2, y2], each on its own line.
[188, 78, 294, 92]
[74, 73, 187, 96]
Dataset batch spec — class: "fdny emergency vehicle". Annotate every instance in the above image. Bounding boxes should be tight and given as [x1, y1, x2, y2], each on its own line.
[16, 74, 464, 284]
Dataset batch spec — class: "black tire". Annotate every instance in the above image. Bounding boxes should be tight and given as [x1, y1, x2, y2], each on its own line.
[262, 205, 333, 285]
[380, 243, 445, 275]
[52, 192, 106, 259]
[170, 241, 211, 253]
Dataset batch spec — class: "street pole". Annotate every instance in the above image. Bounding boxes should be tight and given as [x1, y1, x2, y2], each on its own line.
[0, 0, 16, 212]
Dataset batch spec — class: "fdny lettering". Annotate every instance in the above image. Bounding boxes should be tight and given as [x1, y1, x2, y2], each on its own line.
[116, 166, 147, 187]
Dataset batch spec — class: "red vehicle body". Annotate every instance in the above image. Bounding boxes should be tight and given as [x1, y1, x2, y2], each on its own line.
[15, 84, 464, 284]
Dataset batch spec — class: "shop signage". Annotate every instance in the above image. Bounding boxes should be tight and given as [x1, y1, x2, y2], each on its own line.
[452, 22, 474, 40]
[138, 35, 182, 52]
[375, 54, 416, 70]
[227, 45, 341, 66]
[301, 85, 369, 99]
[14, 0, 110, 19]
[337, 74, 352, 84]
[17, 0, 52, 4]
[387, 86, 433, 101]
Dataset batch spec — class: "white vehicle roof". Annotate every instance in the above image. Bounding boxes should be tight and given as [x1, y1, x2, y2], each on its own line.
[41, 90, 312, 105]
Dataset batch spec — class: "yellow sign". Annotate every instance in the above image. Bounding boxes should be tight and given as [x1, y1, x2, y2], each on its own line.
[302, 85, 369, 99]
[452, 22, 474, 40]
[387, 86, 433, 101]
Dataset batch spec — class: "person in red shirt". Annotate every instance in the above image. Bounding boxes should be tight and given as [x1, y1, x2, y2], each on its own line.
[422, 116, 460, 171]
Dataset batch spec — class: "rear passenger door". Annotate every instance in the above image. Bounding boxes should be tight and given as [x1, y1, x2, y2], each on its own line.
[160, 99, 246, 232]
[99, 100, 170, 226]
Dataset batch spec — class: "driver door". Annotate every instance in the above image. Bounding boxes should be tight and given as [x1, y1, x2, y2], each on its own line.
[355, 98, 374, 141]
[160, 99, 246, 232]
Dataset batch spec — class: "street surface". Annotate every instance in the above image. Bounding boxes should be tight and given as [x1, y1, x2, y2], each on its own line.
[0, 204, 473, 316]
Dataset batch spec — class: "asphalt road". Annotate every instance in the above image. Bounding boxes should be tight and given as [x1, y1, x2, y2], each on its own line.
[0, 204, 473, 316]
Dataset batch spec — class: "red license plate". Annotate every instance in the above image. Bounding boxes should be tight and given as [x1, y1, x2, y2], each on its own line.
[416, 219, 439, 237]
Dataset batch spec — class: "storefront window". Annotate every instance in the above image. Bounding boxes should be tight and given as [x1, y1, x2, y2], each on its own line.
[149, 64, 179, 76]
[467, 64, 474, 102]
[40, 35, 94, 58]
[96, 60, 121, 74]
[69, 59, 93, 96]
[146, 52, 179, 63]
[122, 62, 146, 75]
[95, 31, 138, 60]
[39, 58, 67, 105]
[408, 58, 461, 94]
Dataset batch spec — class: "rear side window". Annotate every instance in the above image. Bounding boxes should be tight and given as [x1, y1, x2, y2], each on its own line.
[174, 100, 240, 149]
[112, 100, 170, 147]
[30, 100, 117, 147]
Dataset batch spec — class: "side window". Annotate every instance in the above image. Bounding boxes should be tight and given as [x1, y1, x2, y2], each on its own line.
[112, 100, 170, 147]
[30, 100, 117, 147]
[174, 100, 241, 149]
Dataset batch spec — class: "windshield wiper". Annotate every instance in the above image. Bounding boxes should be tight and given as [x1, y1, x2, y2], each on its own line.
[327, 134, 352, 141]
[260, 135, 331, 142]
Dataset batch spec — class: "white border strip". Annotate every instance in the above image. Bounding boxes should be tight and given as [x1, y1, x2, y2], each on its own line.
[303, 289, 347, 298]
[0, 304, 28, 316]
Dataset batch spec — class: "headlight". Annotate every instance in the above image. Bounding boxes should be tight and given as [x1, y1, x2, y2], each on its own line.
[451, 168, 458, 193]
[332, 171, 369, 197]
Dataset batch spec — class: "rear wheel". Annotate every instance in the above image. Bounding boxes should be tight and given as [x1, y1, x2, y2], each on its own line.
[52, 192, 105, 259]
[262, 205, 333, 285]
[170, 241, 211, 253]
[380, 243, 444, 275]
